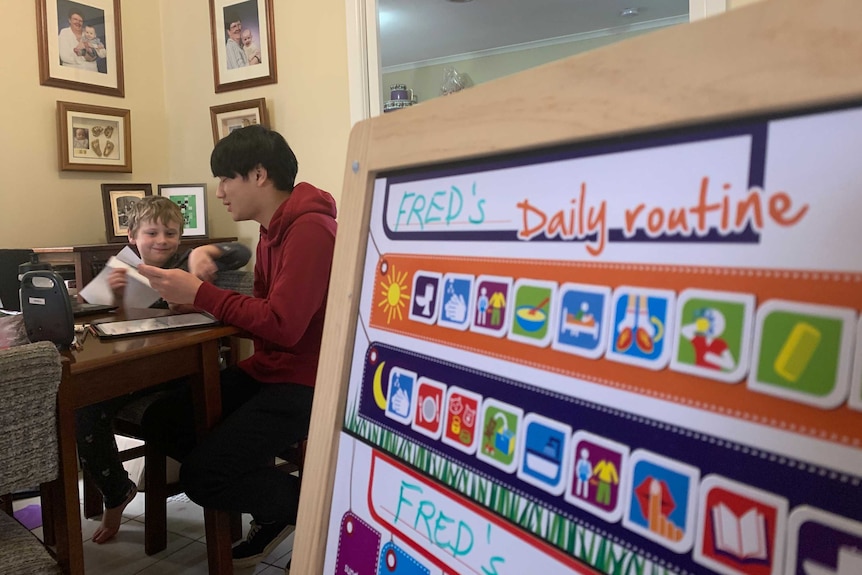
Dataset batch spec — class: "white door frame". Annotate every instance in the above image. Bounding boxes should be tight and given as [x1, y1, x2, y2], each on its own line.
[345, 0, 728, 125]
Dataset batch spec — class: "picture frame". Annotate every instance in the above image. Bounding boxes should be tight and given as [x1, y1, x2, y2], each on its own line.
[158, 184, 209, 239]
[100, 183, 152, 243]
[209, 98, 269, 144]
[209, 0, 277, 93]
[58, 101, 131, 172]
[37, 0, 125, 97]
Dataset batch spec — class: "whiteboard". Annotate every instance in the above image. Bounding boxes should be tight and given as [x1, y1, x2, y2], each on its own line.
[293, 2, 862, 574]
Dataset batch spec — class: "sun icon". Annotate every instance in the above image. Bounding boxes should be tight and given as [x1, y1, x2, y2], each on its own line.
[378, 265, 410, 324]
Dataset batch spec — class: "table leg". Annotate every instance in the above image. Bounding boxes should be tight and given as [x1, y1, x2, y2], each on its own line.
[55, 372, 85, 574]
[191, 338, 234, 575]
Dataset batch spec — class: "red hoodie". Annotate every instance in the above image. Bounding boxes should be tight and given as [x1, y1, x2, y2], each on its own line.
[194, 182, 337, 386]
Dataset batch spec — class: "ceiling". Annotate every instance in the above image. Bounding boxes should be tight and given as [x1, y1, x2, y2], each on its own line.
[378, 0, 688, 69]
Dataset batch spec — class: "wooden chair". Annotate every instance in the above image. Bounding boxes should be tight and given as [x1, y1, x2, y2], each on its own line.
[0, 341, 63, 574]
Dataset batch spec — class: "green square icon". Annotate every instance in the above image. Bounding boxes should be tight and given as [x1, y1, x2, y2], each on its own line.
[671, 289, 755, 383]
[748, 300, 855, 409]
[477, 400, 522, 473]
[509, 280, 556, 347]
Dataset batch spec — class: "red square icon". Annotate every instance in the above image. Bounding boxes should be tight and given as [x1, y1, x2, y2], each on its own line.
[694, 475, 788, 575]
[412, 378, 446, 440]
[441, 387, 481, 455]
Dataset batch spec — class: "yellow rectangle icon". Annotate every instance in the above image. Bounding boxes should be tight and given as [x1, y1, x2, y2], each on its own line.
[774, 322, 821, 382]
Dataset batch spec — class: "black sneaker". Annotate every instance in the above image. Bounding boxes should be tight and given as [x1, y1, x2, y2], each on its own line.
[232, 519, 296, 568]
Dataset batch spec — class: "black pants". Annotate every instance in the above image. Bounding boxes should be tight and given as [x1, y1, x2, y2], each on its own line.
[140, 366, 314, 524]
[76, 397, 136, 508]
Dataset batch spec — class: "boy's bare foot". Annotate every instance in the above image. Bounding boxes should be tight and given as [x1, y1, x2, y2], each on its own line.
[92, 484, 137, 544]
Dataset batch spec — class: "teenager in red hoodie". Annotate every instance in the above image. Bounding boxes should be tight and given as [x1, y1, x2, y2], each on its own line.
[138, 125, 337, 568]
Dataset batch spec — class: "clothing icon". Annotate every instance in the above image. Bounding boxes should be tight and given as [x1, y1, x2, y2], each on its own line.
[477, 287, 489, 325]
[565, 431, 629, 522]
[672, 290, 754, 384]
[607, 287, 675, 370]
[471, 276, 512, 337]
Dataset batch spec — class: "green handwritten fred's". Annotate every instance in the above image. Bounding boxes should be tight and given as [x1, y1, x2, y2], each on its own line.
[394, 480, 506, 574]
[393, 182, 486, 231]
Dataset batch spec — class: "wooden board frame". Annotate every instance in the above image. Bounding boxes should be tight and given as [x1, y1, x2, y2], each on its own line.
[293, 0, 862, 571]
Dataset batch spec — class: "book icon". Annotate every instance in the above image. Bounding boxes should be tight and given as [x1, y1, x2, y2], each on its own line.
[711, 502, 769, 561]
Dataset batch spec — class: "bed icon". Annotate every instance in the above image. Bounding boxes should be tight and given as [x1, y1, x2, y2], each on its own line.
[562, 303, 600, 340]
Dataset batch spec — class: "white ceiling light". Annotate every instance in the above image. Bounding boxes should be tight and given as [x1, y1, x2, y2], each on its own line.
[620, 7, 639, 17]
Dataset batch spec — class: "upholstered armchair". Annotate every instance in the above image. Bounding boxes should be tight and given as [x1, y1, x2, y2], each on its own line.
[0, 341, 63, 574]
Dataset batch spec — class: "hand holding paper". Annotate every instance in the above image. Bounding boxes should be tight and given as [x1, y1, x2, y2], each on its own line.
[137, 265, 204, 306]
[79, 247, 162, 308]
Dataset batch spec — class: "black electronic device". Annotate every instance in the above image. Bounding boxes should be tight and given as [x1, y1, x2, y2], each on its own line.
[20, 270, 75, 348]
[0, 249, 34, 312]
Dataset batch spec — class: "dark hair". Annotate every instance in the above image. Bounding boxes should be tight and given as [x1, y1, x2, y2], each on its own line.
[210, 125, 298, 192]
[225, 11, 241, 28]
[68, 10, 83, 21]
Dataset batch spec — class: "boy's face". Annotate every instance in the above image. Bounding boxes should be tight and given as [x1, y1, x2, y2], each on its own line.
[84, 26, 96, 40]
[242, 30, 252, 46]
[75, 128, 86, 139]
[128, 218, 182, 267]
[216, 170, 262, 223]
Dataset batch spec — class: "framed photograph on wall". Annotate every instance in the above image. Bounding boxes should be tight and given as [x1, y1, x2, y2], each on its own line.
[209, 98, 269, 144]
[209, 0, 277, 93]
[158, 184, 209, 238]
[58, 101, 131, 172]
[101, 184, 152, 243]
[37, 0, 125, 97]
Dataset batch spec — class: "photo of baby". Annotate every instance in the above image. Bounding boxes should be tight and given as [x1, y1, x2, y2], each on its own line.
[82, 25, 106, 60]
[70, 117, 119, 159]
[241, 28, 261, 65]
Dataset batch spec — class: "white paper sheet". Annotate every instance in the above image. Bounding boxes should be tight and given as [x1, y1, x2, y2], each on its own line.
[78, 248, 162, 308]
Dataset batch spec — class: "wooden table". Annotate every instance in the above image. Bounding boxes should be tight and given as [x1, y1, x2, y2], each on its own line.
[49, 309, 238, 574]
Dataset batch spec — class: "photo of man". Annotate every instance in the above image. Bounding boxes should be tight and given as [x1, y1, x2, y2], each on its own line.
[56, 0, 109, 74]
[221, 0, 262, 70]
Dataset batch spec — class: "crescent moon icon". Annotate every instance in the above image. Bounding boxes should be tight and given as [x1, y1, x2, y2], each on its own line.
[372, 361, 388, 410]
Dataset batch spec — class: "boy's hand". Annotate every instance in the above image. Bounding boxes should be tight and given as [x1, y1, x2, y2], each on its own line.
[138, 265, 203, 305]
[108, 268, 127, 302]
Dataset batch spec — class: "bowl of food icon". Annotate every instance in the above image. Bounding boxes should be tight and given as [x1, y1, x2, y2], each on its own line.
[514, 306, 546, 332]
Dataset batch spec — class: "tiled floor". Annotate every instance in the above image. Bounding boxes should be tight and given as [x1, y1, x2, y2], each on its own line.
[12, 481, 293, 574]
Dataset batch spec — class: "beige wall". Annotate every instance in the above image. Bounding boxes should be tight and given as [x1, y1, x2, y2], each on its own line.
[0, 1, 351, 253]
[0, 2, 169, 249]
